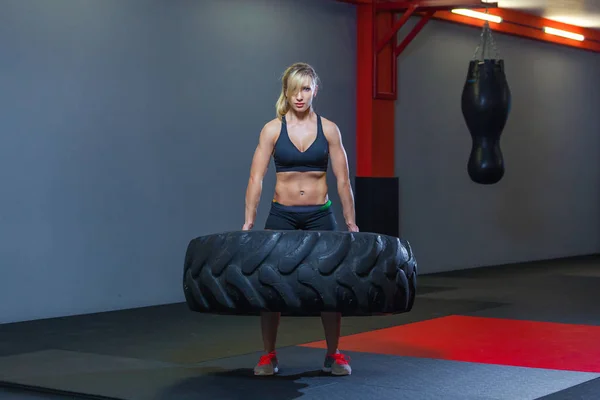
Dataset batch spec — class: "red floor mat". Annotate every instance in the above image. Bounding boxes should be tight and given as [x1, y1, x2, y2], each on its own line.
[300, 315, 600, 372]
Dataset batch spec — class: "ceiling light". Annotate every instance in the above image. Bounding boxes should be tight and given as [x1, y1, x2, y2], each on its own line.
[543, 27, 585, 41]
[451, 9, 503, 23]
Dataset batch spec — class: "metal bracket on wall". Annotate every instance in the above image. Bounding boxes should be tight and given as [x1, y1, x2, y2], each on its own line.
[371, 0, 498, 100]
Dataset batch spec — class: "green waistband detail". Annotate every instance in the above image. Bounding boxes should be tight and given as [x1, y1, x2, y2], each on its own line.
[320, 200, 332, 210]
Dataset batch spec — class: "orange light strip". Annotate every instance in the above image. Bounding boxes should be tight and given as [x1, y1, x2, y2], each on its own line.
[433, 8, 600, 53]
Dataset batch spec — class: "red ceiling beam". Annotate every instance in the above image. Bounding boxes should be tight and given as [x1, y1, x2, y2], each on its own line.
[336, 0, 599, 53]
[432, 8, 600, 53]
[376, 0, 496, 11]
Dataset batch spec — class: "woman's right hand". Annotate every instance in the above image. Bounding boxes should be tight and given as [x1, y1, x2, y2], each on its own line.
[242, 222, 253, 231]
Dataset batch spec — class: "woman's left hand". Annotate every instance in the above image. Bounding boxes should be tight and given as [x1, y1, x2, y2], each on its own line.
[347, 223, 359, 232]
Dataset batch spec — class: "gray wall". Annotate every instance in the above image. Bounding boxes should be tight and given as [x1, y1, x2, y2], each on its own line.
[0, 0, 357, 324]
[395, 19, 600, 274]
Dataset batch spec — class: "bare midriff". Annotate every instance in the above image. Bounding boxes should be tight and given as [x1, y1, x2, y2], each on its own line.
[273, 171, 328, 206]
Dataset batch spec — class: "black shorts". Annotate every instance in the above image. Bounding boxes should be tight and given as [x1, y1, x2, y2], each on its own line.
[264, 200, 337, 231]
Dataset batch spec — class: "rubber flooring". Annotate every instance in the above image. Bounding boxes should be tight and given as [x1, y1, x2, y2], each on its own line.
[1, 254, 599, 400]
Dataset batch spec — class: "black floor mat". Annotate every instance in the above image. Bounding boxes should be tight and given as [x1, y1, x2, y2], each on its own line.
[1, 347, 597, 400]
[538, 377, 600, 400]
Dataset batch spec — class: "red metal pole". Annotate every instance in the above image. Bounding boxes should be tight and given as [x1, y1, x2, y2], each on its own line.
[356, 2, 375, 177]
[356, 1, 397, 177]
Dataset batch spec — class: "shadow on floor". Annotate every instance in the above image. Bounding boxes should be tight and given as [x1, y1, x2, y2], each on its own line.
[157, 366, 333, 400]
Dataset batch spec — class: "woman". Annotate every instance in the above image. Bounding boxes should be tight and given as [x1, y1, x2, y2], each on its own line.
[242, 62, 358, 376]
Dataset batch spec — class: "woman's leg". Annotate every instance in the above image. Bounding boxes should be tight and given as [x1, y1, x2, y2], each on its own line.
[305, 206, 352, 375]
[261, 311, 280, 353]
[254, 311, 281, 376]
[320, 311, 341, 355]
[261, 206, 296, 352]
[254, 204, 297, 376]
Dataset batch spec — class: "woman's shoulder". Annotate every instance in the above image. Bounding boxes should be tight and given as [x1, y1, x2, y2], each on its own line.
[317, 114, 341, 138]
[263, 118, 282, 134]
[265, 117, 282, 128]
[258, 118, 282, 143]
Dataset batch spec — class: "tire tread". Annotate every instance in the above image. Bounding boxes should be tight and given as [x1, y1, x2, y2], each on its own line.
[183, 230, 417, 316]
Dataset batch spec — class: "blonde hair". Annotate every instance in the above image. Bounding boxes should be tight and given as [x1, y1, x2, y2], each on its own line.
[275, 62, 320, 120]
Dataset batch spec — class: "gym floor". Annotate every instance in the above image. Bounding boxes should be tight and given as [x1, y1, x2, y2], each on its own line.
[1, 255, 599, 400]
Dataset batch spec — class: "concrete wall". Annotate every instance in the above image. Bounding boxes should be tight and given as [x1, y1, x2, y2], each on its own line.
[395, 19, 600, 274]
[0, 0, 357, 324]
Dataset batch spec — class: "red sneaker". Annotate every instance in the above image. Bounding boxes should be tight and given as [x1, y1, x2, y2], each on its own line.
[254, 351, 279, 376]
[323, 352, 352, 376]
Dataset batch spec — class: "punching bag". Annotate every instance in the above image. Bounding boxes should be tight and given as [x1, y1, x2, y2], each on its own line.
[461, 21, 511, 185]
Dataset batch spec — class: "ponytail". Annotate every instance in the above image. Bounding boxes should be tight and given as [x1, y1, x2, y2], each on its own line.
[275, 91, 290, 120]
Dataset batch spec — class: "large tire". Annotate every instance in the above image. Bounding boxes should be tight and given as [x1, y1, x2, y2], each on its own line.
[182, 230, 417, 316]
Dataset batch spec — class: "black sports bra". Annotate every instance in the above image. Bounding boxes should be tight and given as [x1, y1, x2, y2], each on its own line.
[273, 115, 329, 173]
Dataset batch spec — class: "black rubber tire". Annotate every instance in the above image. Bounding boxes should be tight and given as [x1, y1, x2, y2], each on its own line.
[182, 230, 417, 316]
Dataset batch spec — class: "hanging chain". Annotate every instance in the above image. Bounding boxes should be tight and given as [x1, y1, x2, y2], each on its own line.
[471, 9, 501, 61]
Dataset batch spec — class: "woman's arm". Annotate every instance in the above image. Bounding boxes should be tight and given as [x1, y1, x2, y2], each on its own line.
[323, 119, 359, 232]
[243, 121, 278, 230]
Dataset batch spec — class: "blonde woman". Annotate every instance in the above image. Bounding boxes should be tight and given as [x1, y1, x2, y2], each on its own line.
[243, 62, 358, 376]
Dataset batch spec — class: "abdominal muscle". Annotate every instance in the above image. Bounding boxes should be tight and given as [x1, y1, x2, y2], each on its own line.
[273, 171, 328, 206]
